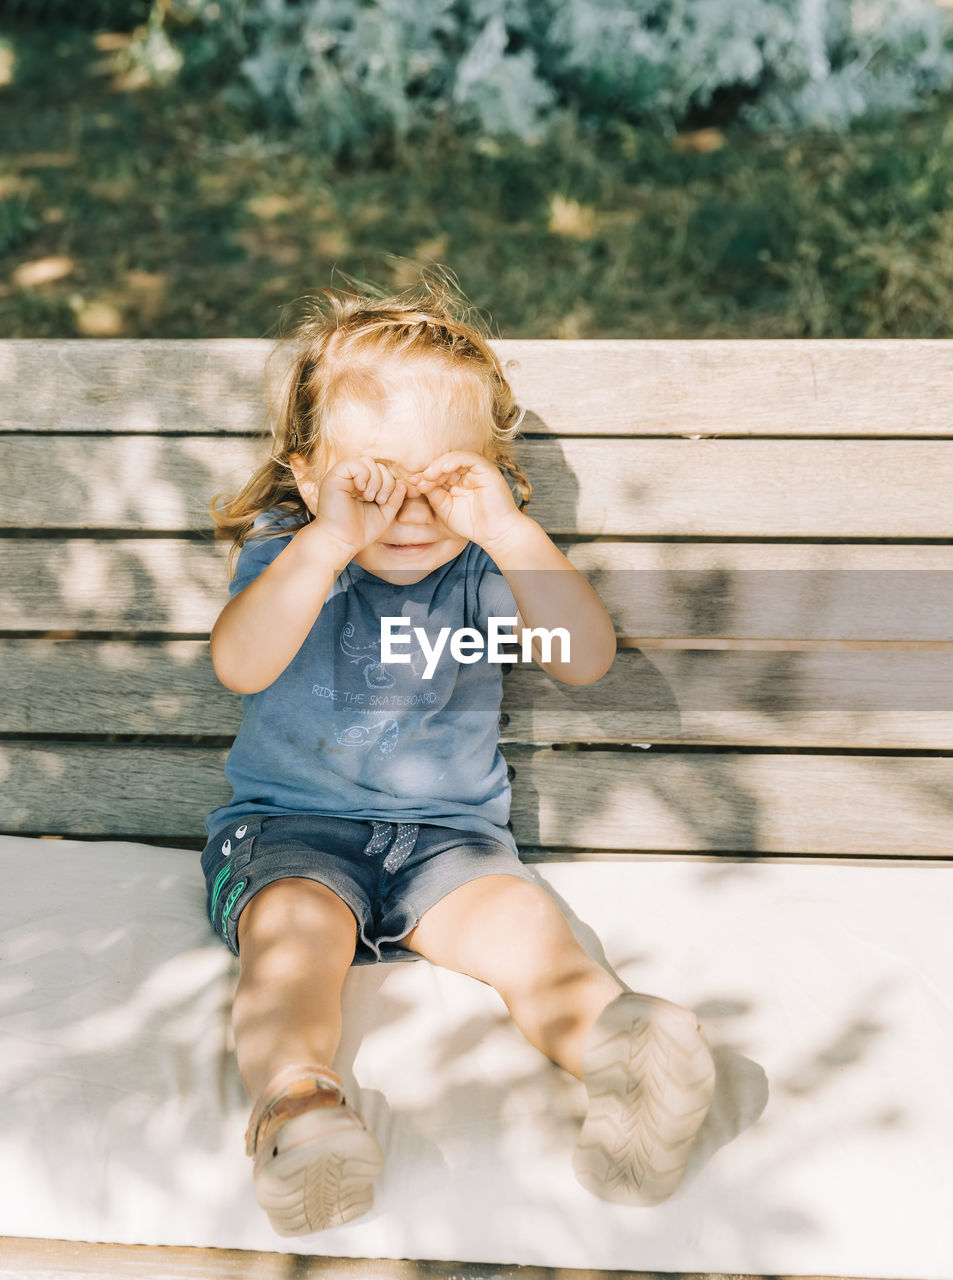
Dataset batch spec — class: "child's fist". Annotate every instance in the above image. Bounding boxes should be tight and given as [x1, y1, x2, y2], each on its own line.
[302, 456, 407, 559]
[410, 451, 523, 549]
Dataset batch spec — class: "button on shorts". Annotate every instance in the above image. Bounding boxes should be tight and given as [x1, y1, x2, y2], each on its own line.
[200, 812, 539, 964]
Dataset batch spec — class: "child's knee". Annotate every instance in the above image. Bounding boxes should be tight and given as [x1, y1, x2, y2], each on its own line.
[237, 877, 356, 952]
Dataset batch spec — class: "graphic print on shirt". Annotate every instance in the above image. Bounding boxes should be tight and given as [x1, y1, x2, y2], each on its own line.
[339, 619, 428, 687]
[323, 619, 433, 755]
[334, 717, 399, 754]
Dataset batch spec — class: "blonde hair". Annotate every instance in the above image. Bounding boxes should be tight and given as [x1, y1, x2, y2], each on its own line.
[211, 282, 531, 568]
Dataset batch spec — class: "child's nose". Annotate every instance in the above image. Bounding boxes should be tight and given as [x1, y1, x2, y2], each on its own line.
[396, 491, 434, 522]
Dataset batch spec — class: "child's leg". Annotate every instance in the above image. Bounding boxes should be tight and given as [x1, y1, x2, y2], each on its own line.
[233, 877, 385, 1235]
[403, 874, 715, 1206]
[402, 874, 624, 1080]
[233, 877, 357, 1098]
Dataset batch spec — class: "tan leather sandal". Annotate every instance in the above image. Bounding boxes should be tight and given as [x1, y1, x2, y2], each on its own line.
[573, 993, 716, 1207]
[246, 1064, 385, 1236]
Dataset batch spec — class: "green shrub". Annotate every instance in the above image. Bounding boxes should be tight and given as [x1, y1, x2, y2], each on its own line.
[543, 0, 953, 130]
[132, 0, 953, 152]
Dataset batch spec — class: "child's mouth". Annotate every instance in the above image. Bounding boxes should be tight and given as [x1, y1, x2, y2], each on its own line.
[383, 542, 433, 552]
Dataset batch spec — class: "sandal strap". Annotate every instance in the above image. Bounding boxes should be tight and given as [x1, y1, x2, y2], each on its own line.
[244, 1064, 345, 1157]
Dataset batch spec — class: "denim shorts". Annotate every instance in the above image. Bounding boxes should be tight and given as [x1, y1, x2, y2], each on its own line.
[200, 812, 538, 964]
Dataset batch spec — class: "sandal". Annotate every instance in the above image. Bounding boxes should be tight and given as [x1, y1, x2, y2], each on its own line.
[246, 1064, 385, 1236]
[573, 993, 716, 1207]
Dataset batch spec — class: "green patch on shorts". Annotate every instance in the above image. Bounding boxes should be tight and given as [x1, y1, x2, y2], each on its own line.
[210, 864, 231, 919]
[221, 880, 247, 940]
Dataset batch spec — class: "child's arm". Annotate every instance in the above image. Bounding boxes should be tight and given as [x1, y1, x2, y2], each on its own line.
[483, 516, 617, 685]
[211, 458, 406, 694]
[411, 453, 616, 686]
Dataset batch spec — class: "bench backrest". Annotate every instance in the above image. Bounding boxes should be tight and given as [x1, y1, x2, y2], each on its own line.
[2, 339, 951, 858]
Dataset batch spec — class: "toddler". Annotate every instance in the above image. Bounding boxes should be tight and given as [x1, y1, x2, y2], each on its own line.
[203, 284, 715, 1236]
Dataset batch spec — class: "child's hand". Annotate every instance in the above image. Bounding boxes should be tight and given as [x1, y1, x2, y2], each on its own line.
[410, 451, 525, 550]
[308, 457, 407, 561]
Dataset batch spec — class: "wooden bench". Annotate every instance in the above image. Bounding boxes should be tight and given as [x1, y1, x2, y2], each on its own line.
[1, 338, 951, 1278]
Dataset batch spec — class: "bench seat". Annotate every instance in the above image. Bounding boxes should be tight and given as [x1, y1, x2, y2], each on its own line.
[2, 833, 951, 1277]
[2, 338, 951, 1278]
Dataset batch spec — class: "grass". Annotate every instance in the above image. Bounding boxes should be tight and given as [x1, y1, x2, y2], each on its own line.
[2, 22, 953, 339]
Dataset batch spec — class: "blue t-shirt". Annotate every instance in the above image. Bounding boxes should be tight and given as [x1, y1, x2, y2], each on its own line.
[206, 527, 519, 850]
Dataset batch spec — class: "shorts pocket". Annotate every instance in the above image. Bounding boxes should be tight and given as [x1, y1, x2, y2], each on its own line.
[202, 818, 263, 933]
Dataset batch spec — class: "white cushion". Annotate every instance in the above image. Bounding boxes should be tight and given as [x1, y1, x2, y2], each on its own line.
[1, 835, 951, 1276]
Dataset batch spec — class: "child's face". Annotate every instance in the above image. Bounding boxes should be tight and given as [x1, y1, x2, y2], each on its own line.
[320, 386, 490, 584]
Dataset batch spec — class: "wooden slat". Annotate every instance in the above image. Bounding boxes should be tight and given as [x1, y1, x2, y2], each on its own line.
[2, 640, 951, 749]
[0, 639, 240, 738]
[4, 540, 952, 640]
[1, 539, 228, 633]
[3, 435, 263, 531]
[4, 338, 953, 436]
[2, 743, 951, 856]
[510, 749, 953, 857]
[6, 436, 953, 537]
[506, 339, 953, 437]
[0, 1236, 814, 1280]
[0, 339, 272, 436]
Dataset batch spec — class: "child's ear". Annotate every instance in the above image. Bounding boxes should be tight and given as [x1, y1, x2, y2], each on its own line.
[288, 452, 321, 513]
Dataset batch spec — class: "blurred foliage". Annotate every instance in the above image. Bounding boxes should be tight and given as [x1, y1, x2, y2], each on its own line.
[0, 191, 39, 253]
[0, 0, 151, 27]
[1, 23, 953, 338]
[114, 0, 953, 154]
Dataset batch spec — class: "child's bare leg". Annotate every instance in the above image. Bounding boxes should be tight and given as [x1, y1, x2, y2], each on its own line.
[233, 878, 358, 1099]
[402, 874, 624, 1079]
[403, 874, 714, 1206]
[233, 878, 384, 1236]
